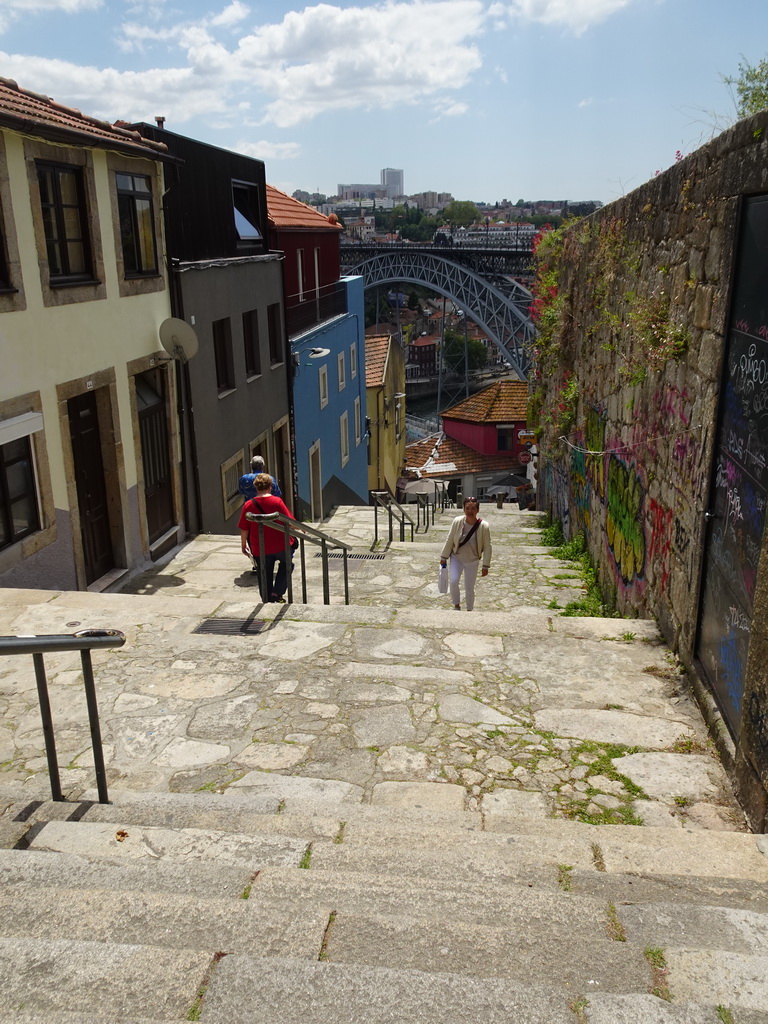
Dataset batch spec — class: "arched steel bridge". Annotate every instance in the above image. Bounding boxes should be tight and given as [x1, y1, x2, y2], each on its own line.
[340, 243, 536, 379]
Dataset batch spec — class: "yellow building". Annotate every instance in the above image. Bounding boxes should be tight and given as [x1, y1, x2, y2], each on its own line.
[365, 333, 406, 496]
[0, 79, 182, 590]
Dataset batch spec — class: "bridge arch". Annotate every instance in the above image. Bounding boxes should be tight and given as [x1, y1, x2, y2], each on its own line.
[340, 247, 535, 379]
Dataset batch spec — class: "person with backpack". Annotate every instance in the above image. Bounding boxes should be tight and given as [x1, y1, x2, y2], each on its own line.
[238, 473, 295, 603]
[238, 455, 282, 502]
[439, 496, 492, 611]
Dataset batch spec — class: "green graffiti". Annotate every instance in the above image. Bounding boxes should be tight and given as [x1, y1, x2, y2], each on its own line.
[606, 457, 645, 584]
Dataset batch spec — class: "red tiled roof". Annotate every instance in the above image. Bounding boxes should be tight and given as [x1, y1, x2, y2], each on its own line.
[441, 380, 528, 422]
[0, 77, 168, 157]
[410, 335, 438, 347]
[406, 433, 518, 476]
[365, 334, 391, 388]
[266, 184, 341, 232]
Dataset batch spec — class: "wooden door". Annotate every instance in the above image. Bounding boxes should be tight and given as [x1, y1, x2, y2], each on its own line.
[68, 390, 113, 585]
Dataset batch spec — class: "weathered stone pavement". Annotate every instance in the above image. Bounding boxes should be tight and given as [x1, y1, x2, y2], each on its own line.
[0, 505, 745, 831]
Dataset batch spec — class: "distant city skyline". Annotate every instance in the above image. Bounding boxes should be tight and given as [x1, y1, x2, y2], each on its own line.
[0, 1, 764, 205]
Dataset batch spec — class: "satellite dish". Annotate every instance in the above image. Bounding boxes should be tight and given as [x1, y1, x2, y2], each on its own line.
[308, 347, 330, 358]
[159, 318, 199, 363]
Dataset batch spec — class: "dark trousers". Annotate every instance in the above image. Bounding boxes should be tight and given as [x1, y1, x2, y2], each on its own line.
[253, 553, 292, 601]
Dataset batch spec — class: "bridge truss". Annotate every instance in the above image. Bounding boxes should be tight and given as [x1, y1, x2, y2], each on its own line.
[340, 245, 536, 380]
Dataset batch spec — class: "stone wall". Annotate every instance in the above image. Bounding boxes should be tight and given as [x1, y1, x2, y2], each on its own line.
[532, 110, 768, 830]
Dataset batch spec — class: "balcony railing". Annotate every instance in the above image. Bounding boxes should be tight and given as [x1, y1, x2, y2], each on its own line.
[286, 281, 348, 338]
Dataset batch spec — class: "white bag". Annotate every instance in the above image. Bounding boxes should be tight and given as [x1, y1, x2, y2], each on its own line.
[437, 564, 449, 594]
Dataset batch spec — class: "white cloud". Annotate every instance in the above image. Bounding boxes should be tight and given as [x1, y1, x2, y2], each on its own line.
[1, 0, 636, 135]
[210, 2, 250, 28]
[0, 0, 102, 34]
[578, 96, 593, 107]
[498, 0, 633, 35]
[234, 139, 301, 160]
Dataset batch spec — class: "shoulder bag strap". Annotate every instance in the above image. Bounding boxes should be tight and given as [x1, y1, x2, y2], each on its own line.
[458, 518, 481, 548]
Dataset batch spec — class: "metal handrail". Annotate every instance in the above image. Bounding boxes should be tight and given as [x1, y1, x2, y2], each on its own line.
[0, 629, 126, 804]
[244, 511, 352, 605]
[370, 491, 415, 545]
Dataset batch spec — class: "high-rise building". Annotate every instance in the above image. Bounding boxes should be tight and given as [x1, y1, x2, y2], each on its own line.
[380, 167, 404, 198]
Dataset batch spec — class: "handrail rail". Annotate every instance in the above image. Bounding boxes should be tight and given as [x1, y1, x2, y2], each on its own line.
[0, 629, 126, 804]
[244, 510, 352, 605]
[370, 490, 415, 545]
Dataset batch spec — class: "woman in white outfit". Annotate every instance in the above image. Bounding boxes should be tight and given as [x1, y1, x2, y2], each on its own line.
[439, 497, 492, 611]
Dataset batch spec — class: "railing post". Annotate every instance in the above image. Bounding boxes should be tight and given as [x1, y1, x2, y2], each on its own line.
[32, 652, 63, 802]
[79, 648, 109, 804]
[283, 524, 294, 604]
[343, 549, 350, 605]
[321, 539, 330, 604]
[388, 504, 393, 544]
[257, 522, 268, 602]
[300, 537, 308, 603]
[374, 502, 379, 546]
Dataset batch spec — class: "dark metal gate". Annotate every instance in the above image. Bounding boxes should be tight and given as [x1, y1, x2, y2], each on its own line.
[137, 371, 174, 543]
[696, 194, 768, 735]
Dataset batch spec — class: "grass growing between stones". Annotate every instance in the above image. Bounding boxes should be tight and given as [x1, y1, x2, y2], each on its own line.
[299, 844, 313, 869]
[556, 740, 650, 825]
[187, 951, 227, 1020]
[569, 996, 590, 1022]
[644, 946, 671, 1001]
[606, 902, 626, 941]
[716, 1007, 735, 1024]
[557, 864, 574, 891]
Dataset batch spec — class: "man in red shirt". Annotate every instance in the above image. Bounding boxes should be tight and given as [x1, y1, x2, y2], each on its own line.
[238, 473, 295, 602]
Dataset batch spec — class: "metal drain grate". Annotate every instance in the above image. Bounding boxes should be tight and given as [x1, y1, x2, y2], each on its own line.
[314, 552, 386, 560]
[192, 618, 266, 636]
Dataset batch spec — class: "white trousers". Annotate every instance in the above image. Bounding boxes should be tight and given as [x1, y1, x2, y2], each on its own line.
[449, 555, 480, 610]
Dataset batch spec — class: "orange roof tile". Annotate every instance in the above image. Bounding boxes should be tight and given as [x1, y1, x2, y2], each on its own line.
[266, 183, 342, 232]
[0, 77, 168, 157]
[441, 380, 528, 422]
[406, 433, 518, 476]
[365, 334, 391, 388]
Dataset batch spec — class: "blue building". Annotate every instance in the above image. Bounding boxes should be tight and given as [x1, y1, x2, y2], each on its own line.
[266, 185, 369, 520]
[290, 276, 369, 520]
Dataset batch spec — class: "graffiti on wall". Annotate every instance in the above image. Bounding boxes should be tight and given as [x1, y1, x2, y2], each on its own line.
[605, 456, 646, 585]
[647, 497, 674, 593]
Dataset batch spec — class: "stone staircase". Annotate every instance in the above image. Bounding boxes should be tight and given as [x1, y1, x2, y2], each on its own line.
[0, 503, 766, 1022]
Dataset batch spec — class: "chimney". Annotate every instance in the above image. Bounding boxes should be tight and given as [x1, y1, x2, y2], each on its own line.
[155, 116, 166, 129]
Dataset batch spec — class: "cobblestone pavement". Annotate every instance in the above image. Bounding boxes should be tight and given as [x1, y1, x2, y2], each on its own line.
[0, 505, 746, 832]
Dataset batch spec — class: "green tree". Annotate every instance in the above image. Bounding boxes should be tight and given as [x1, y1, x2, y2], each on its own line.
[442, 328, 488, 372]
[725, 56, 768, 117]
[442, 200, 479, 228]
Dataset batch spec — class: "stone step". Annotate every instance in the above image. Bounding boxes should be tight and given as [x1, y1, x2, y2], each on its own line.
[256, 863, 768, 930]
[0, 1015, 173, 1024]
[26, 819, 310, 870]
[320, 907, 649, 993]
[310, 832, 768, 886]
[0, 936, 209, 1019]
[198, 954, 578, 1023]
[0, 847, 253, 899]
[192, 953, 767, 1024]
[0, 884, 330, 958]
[7, 792, 764, 881]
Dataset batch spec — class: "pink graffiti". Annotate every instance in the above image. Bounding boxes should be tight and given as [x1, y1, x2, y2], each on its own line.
[648, 497, 674, 594]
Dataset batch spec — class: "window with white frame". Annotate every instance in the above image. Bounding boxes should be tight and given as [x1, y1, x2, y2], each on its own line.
[318, 365, 328, 409]
[220, 449, 245, 519]
[350, 343, 357, 379]
[354, 396, 361, 446]
[337, 351, 346, 391]
[340, 411, 349, 466]
[0, 421, 41, 551]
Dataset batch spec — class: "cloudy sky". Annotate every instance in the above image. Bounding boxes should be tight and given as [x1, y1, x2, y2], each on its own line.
[1, 0, 765, 203]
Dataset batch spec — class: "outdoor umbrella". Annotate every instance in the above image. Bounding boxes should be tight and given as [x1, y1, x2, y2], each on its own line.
[402, 478, 446, 498]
